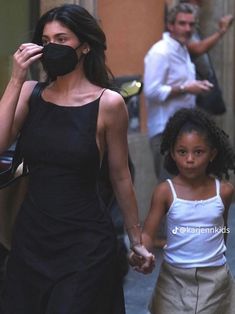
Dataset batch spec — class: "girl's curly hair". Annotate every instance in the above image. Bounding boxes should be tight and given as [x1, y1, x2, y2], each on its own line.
[161, 108, 235, 179]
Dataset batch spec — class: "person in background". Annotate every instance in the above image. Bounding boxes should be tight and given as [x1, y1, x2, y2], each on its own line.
[132, 108, 235, 313]
[179, 0, 233, 57]
[179, 0, 234, 115]
[144, 3, 213, 184]
[143, 3, 213, 243]
[0, 4, 154, 313]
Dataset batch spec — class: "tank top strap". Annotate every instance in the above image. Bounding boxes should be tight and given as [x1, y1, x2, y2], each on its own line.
[215, 178, 220, 196]
[98, 88, 106, 99]
[166, 179, 177, 200]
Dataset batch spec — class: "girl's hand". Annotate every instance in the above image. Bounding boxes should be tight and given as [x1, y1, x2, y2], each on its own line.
[12, 43, 43, 83]
[129, 244, 155, 274]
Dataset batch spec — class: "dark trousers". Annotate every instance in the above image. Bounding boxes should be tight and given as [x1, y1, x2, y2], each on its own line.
[0, 243, 8, 292]
[149, 133, 171, 182]
[149, 134, 171, 239]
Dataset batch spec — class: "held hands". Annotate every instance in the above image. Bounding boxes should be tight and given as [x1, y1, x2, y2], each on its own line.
[128, 244, 155, 274]
[218, 14, 234, 35]
[12, 43, 43, 83]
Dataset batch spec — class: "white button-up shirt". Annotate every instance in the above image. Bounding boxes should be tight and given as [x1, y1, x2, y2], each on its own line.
[144, 32, 196, 138]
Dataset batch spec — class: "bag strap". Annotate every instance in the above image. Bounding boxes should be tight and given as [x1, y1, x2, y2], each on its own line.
[29, 82, 47, 107]
[12, 82, 47, 172]
[0, 83, 47, 187]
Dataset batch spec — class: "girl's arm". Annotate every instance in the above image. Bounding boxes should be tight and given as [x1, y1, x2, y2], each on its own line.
[0, 43, 43, 152]
[142, 182, 170, 252]
[102, 90, 154, 267]
[129, 182, 169, 273]
[220, 180, 234, 244]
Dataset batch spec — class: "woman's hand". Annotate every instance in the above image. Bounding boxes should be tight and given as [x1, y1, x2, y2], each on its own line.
[128, 244, 155, 274]
[12, 43, 43, 83]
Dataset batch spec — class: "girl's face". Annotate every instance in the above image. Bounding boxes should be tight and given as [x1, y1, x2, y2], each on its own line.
[171, 131, 217, 179]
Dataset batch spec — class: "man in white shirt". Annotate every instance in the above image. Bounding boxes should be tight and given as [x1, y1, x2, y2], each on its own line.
[144, 3, 212, 181]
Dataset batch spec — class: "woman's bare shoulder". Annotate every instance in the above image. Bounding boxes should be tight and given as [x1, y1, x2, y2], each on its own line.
[99, 89, 127, 128]
[100, 89, 125, 111]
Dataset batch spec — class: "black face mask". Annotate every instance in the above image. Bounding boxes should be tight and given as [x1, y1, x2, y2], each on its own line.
[41, 43, 81, 78]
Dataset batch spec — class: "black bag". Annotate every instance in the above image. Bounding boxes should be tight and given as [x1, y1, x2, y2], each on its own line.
[193, 53, 226, 115]
[0, 83, 47, 249]
[0, 138, 29, 249]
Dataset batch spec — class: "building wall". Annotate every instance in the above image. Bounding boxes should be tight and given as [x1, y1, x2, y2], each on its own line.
[97, 1, 164, 76]
[0, 0, 30, 95]
[97, 0, 164, 132]
[200, 0, 235, 144]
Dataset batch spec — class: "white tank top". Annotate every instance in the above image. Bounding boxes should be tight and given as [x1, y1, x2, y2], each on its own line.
[163, 179, 227, 268]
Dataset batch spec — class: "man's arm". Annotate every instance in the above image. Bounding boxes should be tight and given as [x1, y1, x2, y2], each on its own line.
[188, 14, 234, 56]
[144, 49, 213, 102]
[144, 51, 172, 103]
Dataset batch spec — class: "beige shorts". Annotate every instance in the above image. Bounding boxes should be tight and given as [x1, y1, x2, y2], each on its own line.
[149, 261, 235, 314]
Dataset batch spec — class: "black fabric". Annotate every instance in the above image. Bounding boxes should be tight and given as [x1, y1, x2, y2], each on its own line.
[2, 83, 125, 314]
[194, 56, 226, 115]
[191, 32, 226, 116]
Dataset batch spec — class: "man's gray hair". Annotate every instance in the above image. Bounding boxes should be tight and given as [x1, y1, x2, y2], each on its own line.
[167, 3, 196, 25]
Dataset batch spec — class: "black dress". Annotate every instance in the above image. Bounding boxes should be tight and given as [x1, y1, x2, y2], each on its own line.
[2, 83, 125, 314]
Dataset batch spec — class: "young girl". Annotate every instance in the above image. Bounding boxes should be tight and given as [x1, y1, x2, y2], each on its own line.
[142, 108, 235, 313]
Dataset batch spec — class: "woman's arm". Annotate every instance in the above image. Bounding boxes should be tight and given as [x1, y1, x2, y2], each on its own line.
[103, 90, 141, 244]
[128, 182, 170, 272]
[0, 43, 43, 151]
[101, 90, 154, 268]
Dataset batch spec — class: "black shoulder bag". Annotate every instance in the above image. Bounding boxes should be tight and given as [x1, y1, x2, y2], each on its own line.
[0, 137, 29, 250]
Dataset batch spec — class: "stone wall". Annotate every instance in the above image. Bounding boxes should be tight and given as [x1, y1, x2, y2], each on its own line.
[199, 0, 235, 143]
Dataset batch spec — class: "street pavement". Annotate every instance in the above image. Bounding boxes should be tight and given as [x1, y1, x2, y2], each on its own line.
[124, 203, 235, 314]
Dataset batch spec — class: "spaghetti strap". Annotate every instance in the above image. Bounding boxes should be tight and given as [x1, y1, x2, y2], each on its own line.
[99, 88, 106, 99]
[166, 179, 177, 200]
[215, 178, 220, 196]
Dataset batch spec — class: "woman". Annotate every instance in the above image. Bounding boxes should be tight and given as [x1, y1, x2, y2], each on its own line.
[0, 4, 153, 313]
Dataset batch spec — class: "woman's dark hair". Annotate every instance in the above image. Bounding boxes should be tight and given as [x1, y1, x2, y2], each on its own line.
[32, 4, 114, 88]
[161, 108, 235, 179]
